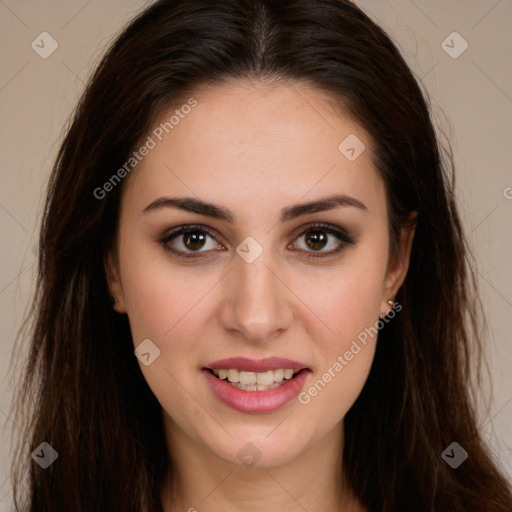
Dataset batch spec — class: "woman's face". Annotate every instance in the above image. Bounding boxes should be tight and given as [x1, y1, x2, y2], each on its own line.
[107, 79, 413, 469]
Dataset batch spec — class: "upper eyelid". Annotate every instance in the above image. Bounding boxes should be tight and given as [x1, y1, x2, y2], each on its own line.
[160, 224, 222, 243]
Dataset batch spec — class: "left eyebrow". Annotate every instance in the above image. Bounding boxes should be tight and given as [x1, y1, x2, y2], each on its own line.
[142, 193, 367, 222]
[280, 194, 367, 221]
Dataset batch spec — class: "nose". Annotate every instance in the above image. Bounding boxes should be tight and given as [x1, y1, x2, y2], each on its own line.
[219, 251, 293, 344]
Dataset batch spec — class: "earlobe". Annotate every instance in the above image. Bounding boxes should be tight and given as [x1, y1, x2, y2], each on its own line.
[104, 250, 127, 314]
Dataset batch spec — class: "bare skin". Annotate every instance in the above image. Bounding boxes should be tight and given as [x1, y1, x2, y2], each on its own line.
[106, 78, 415, 511]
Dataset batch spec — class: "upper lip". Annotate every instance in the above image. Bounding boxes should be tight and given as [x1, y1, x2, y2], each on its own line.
[205, 357, 310, 373]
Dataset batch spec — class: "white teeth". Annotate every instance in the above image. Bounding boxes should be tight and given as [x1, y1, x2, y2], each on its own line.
[211, 368, 300, 389]
[239, 372, 257, 386]
[283, 369, 294, 380]
[256, 370, 274, 386]
[227, 369, 239, 383]
[228, 381, 290, 391]
[273, 369, 284, 382]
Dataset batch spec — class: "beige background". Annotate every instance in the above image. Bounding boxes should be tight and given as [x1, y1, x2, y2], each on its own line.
[1, 0, 511, 507]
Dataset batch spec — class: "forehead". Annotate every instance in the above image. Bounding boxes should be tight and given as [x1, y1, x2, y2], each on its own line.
[122, 79, 386, 219]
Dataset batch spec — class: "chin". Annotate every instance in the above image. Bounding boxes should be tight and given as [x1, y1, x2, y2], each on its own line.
[204, 425, 313, 469]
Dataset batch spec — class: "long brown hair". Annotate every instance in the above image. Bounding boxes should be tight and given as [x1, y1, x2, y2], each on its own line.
[10, 0, 512, 510]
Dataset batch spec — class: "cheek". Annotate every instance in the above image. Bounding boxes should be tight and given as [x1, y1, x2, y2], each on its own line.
[118, 234, 205, 343]
[296, 279, 382, 430]
[117, 236, 220, 391]
[117, 242, 211, 419]
[296, 240, 388, 350]
[293, 238, 388, 418]
[120, 265, 174, 344]
[298, 344, 376, 437]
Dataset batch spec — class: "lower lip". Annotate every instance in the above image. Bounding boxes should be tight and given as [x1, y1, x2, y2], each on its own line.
[203, 369, 310, 413]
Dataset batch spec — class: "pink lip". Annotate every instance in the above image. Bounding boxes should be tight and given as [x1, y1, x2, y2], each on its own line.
[203, 368, 311, 413]
[205, 357, 309, 373]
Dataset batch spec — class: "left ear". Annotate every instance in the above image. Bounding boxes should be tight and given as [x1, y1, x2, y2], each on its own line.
[380, 212, 417, 313]
[104, 247, 127, 314]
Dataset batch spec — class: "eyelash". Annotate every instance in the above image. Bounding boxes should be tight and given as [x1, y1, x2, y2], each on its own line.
[158, 223, 355, 260]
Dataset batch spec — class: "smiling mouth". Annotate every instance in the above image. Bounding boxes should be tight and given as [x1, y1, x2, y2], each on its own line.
[208, 368, 303, 391]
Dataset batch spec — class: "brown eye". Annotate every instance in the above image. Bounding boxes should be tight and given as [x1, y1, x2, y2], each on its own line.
[292, 224, 355, 258]
[159, 225, 223, 258]
[304, 231, 329, 251]
[182, 232, 208, 251]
